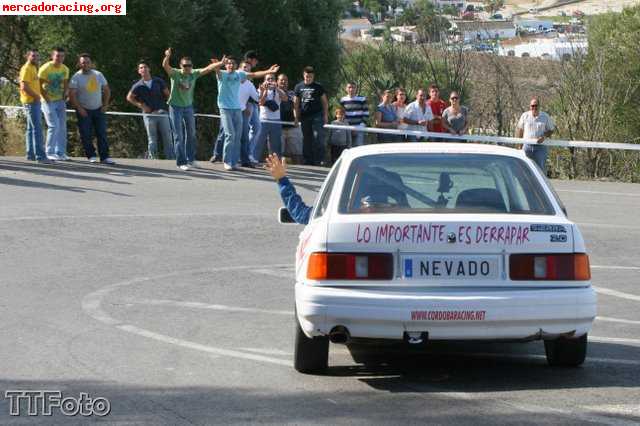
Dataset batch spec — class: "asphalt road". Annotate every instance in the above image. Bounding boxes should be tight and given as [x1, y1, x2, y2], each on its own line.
[0, 156, 638, 425]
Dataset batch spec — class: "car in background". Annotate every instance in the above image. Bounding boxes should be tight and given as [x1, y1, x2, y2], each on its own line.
[282, 143, 596, 374]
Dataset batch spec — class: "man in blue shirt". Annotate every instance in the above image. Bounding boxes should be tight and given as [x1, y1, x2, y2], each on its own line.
[265, 153, 312, 224]
[211, 55, 279, 170]
[127, 61, 174, 159]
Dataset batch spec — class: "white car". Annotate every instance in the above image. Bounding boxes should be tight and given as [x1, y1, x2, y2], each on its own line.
[282, 143, 596, 374]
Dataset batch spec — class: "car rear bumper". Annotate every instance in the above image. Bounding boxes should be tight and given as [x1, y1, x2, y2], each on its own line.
[295, 283, 597, 341]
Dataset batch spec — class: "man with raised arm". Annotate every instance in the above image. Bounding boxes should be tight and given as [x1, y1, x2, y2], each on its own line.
[162, 48, 217, 171]
[210, 56, 279, 170]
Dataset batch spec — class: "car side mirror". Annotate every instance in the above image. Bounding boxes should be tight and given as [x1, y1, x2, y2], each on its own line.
[278, 207, 296, 224]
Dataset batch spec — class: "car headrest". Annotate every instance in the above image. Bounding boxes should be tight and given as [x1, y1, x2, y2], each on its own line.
[455, 188, 506, 212]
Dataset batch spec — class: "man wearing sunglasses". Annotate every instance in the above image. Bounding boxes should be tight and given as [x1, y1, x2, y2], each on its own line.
[163, 48, 218, 171]
[516, 97, 555, 173]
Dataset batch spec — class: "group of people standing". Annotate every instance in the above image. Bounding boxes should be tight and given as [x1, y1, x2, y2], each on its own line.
[19, 47, 115, 164]
[18, 48, 555, 173]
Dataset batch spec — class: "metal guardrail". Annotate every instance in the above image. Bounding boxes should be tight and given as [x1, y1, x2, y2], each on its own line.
[3, 104, 640, 151]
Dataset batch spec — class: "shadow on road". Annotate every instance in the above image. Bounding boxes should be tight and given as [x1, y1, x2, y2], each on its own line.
[321, 340, 640, 393]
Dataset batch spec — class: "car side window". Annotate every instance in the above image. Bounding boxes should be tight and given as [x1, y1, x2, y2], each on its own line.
[313, 160, 342, 220]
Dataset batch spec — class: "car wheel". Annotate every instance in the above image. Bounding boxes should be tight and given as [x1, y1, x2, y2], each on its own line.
[294, 318, 329, 374]
[544, 334, 587, 367]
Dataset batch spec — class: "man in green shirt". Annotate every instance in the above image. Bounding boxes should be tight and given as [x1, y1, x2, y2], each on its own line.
[162, 48, 217, 170]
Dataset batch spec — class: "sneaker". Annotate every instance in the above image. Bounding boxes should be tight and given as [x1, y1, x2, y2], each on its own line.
[209, 156, 220, 163]
[101, 158, 116, 165]
[188, 161, 198, 169]
[178, 164, 190, 171]
[58, 154, 71, 161]
[241, 162, 256, 169]
[223, 163, 237, 171]
[248, 155, 259, 165]
[89, 157, 99, 163]
[47, 154, 60, 161]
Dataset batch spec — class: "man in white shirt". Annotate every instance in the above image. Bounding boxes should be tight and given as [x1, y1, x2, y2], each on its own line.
[401, 88, 433, 141]
[516, 97, 555, 173]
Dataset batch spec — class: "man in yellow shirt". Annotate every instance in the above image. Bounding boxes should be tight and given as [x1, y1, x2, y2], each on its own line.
[38, 47, 70, 161]
[19, 50, 50, 163]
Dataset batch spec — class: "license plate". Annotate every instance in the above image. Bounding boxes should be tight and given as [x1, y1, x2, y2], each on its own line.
[403, 255, 500, 280]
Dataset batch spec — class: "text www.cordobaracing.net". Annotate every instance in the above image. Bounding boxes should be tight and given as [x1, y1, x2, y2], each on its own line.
[1, 0, 125, 15]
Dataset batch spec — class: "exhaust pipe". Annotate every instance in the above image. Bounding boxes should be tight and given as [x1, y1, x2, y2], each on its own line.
[329, 326, 350, 344]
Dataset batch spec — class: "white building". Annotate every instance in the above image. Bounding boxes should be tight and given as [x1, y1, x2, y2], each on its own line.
[498, 37, 588, 60]
[453, 20, 517, 42]
[340, 18, 373, 39]
[389, 26, 420, 44]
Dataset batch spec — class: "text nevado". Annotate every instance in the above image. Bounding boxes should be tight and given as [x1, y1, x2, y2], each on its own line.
[356, 224, 531, 245]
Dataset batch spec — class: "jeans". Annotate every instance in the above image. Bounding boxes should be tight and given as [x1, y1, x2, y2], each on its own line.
[524, 144, 549, 173]
[169, 105, 196, 166]
[220, 108, 243, 166]
[252, 122, 283, 160]
[143, 112, 174, 159]
[301, 113, 325, 165]
[247, 103, 261, 157]
[76, 108, 110, 160]
[212, 126, 224, 158]
[42, 100, 67, 157]
[24, 102, 46, 160]
[351, 123, 366, 147]
[282, 126, 303, 156]
[215, 108, 253, 163]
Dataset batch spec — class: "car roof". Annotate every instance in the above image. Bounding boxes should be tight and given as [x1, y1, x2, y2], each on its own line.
[342, 142, 529, 161]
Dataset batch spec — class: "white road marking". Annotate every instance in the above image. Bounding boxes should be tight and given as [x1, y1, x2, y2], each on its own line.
[117, 324, 290, 367]
[82, 264, 293, 367]
[592, 265, 640, 271]
[590, 336, 640, 347]
[594, 286, 640, 302]
[124, 298, 291, 316]
[251, 268, 295, 279]
[585, 405, 640, 418]
[597, 316, 640, 326]
[557, 189, 640, 198]
[239, 348, 292, 357]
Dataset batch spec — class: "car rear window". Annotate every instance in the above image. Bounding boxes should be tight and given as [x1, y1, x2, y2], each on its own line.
[338, 154, 555, 215]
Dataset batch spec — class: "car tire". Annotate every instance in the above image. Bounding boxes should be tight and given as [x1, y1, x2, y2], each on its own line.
[294, 318, 329, 374]
[544, 334, 587, 367]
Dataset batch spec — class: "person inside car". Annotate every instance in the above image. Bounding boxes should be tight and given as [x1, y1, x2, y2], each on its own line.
[265, 153, 409, 224]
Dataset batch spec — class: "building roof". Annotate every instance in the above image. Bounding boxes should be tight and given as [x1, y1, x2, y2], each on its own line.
[455, 20, 516, 32]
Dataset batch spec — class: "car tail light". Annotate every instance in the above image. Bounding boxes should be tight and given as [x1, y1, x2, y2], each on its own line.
[307, 252, 394, 280]
[510, 253, 591, 281]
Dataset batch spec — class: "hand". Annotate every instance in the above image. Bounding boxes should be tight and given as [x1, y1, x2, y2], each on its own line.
[164, 48, 172, 58]
[101, 105, 108, 113]
[294, 119, 299, 127]
[268, 64, 280, 73]
[220, 55, 228, 64]
[78, 107, 88, 117]
[537, 136, 545, 144]
[142, 105, 152, 114]
[33, 94, 41, 102]
[265, 153, 287, 180]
